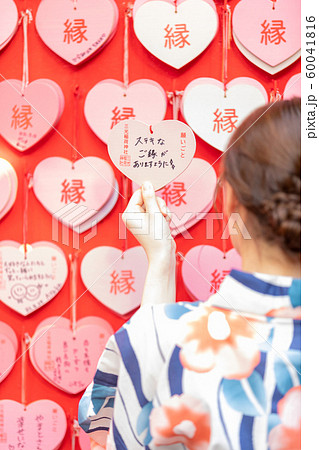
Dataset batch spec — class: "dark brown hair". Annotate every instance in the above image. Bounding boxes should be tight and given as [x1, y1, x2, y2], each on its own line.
[222, 98, 301, 257]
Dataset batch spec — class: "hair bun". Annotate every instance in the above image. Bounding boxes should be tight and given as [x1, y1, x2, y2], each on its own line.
[262, 189, 301, 253]
[223, 99, 301, 257]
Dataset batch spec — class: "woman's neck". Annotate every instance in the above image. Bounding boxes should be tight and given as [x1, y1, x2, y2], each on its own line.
[239, 239, 301, 278]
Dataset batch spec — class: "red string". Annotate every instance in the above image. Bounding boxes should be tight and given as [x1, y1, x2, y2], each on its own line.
[20, 10, 32, 95]
[221, 1, 231, 96]
[121, 175, 130, 256]
[123, 7, 131, 90]
[167, 90, 183, 120]
[72, 419, 80, 450]
[270, 79, 281, 103]
[72, 85, 80, 168]
[172, 91, 183, 120]
[69, 252, 79, 337]
[21, 332, 30, 409]
[23, 172, 32, 259]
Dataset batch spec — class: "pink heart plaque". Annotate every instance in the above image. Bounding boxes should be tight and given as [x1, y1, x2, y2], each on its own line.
[0, 158, 18, 221]
[107, 119, 196, 191]
[0, 322, 18, 383]
[0, 0, 18, 51]
[29, 316, 113, 394]
[133, 157, 217, 235]
[0, 79, 64, 151]
[84, 79, 167, 144]
[0, 241, 68, 316]
[182, 246, 241, 301]
[133, 0, 219, 69]
[0, 168, 11, 212]
[81, 246, 148, 316]
[233, 0, 301, 74]
[181, 77, 268, 151]
[283, 73, 301, 100]
[35, 0, 119, 65]
[33, 157, 116, 228]
[79, 428, 91, 449]
[0, 399, 67, 450]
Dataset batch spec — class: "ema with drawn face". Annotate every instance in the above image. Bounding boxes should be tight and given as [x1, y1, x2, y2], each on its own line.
[11, 284, 41, 303]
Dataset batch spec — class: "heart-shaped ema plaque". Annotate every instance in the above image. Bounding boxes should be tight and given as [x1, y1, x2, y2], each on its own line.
[35, 0, 119, 65]
[133, 0, 219, 69]
[0, 158, 18, 221]
[182, 245, 241, 301]
[181, 77, 268, 151]
[0, 399, 67, 449]
[233, 0, 301, 74]
[29, 316, 113, 394]
[107, 119, 196, 191]
[84, 79, 167, 144]
[0, 241, 68, 316]
[81, 246, 148, 316]
[0, 79, 64, 151]
[33, 157, 118, 231]
[0, 322, 18, 383]
[133, 157, 217, 236]
[283, 73, 301, 100]
[0, 0, 18, 51]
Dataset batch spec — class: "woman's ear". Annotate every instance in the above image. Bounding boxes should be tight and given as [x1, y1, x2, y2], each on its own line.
[223, 180, 239, 219]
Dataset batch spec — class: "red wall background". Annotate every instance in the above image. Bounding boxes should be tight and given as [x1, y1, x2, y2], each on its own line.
[0, 0, 300, 448]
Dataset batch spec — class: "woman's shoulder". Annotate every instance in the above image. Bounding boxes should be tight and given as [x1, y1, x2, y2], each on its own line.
[113, 301, 204, 362]
[124, 300, 204, 329]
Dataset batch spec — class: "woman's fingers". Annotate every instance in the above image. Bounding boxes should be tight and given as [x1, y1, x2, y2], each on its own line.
[123, 183, 170, 228]
[156, 197, 168, 217]
[122, 189, 145, 227]
[124, 188, 144, 212]
[141, 182, 161, 214]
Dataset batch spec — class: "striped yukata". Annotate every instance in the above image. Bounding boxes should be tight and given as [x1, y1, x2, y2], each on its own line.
[78, 270, 301, 450]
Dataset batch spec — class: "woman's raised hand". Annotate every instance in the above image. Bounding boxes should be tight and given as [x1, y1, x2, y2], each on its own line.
[122, 181, 176, 265]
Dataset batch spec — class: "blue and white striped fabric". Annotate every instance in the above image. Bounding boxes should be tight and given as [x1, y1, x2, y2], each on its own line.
[79, 270, 301, 450]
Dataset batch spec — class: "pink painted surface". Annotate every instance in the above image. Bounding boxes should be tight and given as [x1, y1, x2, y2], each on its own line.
[0, 322, 17, 383]
[0, 159, 18, 221]
[0, 399, 67, 450]
[133, 0, 219, 69]
[181, 77, 268, 151]
[283, 73, 301, 99]
[81, 246, 148, 316]
[85, 79, 167, 144]
[233, 0, 301, 67]
[0, 79, 64, 151]
[0, 165, 11, 212]
[0, 0, 18, 50]
[182, 246, 242, 301]
[33, 157, 115, 227]
[79, 428, 91, 449]
[108, 119, 196, 191]
[76, 180, 119, 234]
[133, 0, 217, 15]
[0, 241, 68, 316]
[133, 158, 217, 235]
[79, 428, 106, 450]
[35, 0, 119, 65]
[30, 316, 113, 394]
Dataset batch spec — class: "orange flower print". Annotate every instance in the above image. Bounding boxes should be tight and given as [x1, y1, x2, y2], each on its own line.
[268, 386, 301, 450]
[149, 394, 211, 450]
[266, 306, 301, 319]
[91, 438, 106, 450]
[179, 306, 261, 378]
